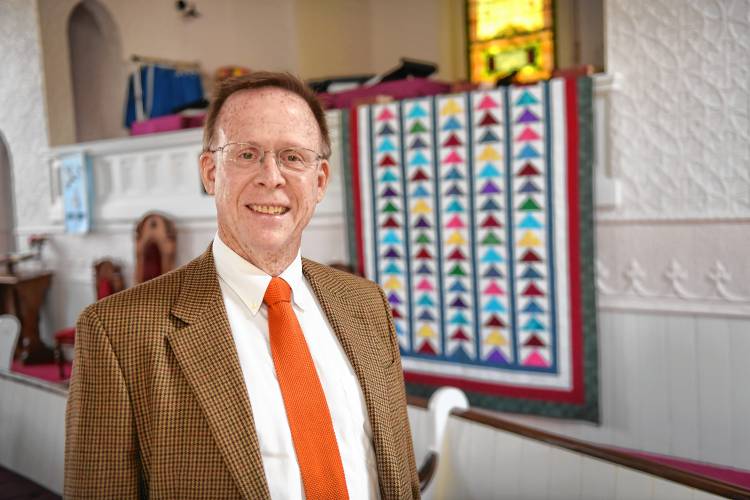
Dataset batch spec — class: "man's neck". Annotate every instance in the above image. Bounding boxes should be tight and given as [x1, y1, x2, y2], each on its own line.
[217, 230, 298, 277]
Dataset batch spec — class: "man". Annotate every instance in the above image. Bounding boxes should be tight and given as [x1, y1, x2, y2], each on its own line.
[65, 72, 420, 499]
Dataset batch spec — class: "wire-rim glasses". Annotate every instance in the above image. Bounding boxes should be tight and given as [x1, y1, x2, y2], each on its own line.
[209, 142, 324, 172]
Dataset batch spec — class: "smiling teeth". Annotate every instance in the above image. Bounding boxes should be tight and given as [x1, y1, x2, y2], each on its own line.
[250, 204, 287, 215]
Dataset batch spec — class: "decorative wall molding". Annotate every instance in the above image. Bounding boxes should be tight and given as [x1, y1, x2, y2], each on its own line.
[596, 258, 750, 318]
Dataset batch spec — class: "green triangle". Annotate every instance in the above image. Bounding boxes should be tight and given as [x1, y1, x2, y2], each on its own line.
[410, 120, 428, 134]
[382, 201, 399, 213]
[448, 264, 467, 276]
[415, 233, 432, 244]
[481, 232, 503, 245]
[519, 197, 542, 211]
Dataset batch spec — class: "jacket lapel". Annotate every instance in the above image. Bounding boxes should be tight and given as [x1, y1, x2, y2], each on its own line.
[303, 259, 403, 500]
[166, 249, 270, 499]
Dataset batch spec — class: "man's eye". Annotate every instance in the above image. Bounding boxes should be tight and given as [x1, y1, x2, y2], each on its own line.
[283, 152, 304, 163]
[239, 151, 257, 161]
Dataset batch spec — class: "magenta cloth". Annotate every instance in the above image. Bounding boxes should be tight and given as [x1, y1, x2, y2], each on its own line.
[11, 360, 71, 382]
[130, 113, 205, 136]
[318, 78, 452, 109]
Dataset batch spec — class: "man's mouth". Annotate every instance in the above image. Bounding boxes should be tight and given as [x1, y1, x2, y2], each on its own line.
[247, 204, 289, 215]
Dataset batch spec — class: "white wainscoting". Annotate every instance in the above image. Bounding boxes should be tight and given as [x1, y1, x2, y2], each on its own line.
[499, 311, 750, 472]
[0, 372, 66, 495]
[407, 406, 728, 500]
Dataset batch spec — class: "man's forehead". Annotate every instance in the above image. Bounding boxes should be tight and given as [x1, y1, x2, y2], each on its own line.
[217, 87, 319, 136]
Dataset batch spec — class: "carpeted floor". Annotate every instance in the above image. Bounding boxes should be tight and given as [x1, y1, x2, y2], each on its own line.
[0, 466, 60, 499]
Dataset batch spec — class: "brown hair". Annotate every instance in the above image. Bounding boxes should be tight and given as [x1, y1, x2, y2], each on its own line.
[202, 71, 330, 158]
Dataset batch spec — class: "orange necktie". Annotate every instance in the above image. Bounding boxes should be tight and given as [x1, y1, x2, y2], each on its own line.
[263, 277, 350, 500]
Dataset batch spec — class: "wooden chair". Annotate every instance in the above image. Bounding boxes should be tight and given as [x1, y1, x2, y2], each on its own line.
[54, 259, 126, 378]
[134, 212, 176, 284]
[0, 314, 21, 372]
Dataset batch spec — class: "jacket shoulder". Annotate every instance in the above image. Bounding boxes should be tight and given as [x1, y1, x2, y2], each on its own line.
[301, 259, 384, 301]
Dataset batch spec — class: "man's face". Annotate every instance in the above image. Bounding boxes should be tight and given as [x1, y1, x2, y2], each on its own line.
[199, 88, 329, 263]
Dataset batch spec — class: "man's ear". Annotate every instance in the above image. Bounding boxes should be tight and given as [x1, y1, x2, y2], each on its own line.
[199, 152, 216, 195]
[316, 160, 330, 203]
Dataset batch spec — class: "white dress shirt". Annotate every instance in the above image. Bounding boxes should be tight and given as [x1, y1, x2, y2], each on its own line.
[212, 235, 380, 500]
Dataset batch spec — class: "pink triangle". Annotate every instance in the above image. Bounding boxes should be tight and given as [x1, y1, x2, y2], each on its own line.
[446, 215, 466, 229]
[416, 278, 434, 291]
[516, 126, 541, 142]
[522, 350, 549, 367]
[483, 282, 505, 295]
[377, 108, 395, 121]
[443, 150, 464, 164]
[477, 94, 499, 110]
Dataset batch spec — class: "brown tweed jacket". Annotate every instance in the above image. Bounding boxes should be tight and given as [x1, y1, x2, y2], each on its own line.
[65, 248, 420, 499]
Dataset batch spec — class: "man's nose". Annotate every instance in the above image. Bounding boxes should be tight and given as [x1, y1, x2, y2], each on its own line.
[254, 152, 285, 187]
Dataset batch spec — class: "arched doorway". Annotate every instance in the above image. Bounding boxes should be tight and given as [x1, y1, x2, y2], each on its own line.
[0, 133, 15, 255]
[67, 0, 125, 142]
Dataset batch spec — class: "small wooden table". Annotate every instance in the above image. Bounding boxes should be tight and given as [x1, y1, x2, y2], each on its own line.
[0, 271, 54, 364]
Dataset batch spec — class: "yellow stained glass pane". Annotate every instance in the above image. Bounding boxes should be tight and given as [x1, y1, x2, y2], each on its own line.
[473, 0, 547, 41]
[467, 0, 555, 84]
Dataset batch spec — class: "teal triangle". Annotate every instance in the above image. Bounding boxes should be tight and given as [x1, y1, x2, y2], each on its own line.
[381, 230, 401, 245]
[444, 167, 464, 180]
[481, 248, 504, 264]
[379, 170, 398, 183]
[522, 317, 546, 331]
[377, 138, 397, 153]
[449, 312, 469, 325]
[417, 294, 435, 307]
[478, 163, 500, 178]
[383, 262, 402, 274]
[482, 297, 507, 313]
[478, 129, 500, 143]
[480, 198, 501, 211]
[442, 116, 462, 131]
[449, 345, 472, 362]
[409, 151, 430, 166]
[446, 199, 465, 213]
[515, 90, 540, 106]
[519, 213, 543, 229]
[516, 143, 541, 160]
[412, 185, 430, 198]
[407, 104, 428, 119]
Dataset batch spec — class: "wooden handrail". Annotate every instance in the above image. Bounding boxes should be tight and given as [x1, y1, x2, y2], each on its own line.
[407, 395, 750, 499]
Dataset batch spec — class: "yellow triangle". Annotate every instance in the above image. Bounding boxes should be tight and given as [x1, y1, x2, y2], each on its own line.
[418, 325, 438, 338]
[446, 231, 466, 245]
[383, 276, 402, 290]
[517, 230, 542, 247]
[484, 330, 508, 346]
[412, 200, 432, 214]
[478, 146, 502, 162]
[440, 99, 463, 116]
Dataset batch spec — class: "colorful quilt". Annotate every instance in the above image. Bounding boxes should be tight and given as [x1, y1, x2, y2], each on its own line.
[346, 77, 598, 421]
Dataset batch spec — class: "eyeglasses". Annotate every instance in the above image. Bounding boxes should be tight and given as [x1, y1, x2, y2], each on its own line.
[208, 142, 324, 172]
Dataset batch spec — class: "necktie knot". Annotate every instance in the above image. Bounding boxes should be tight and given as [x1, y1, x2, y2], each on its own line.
[264, 276, 291, 306]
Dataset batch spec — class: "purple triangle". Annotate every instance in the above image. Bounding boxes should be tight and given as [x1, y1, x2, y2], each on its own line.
[480, 180, 501, 195]
[387, 292, 402, 305]
[381, 186, 398, 197]
[383, 247, 400, 259]
[486, 348, 509, 364]
[450, 296, 468, 308]
[415, 217, 431, 228]
[517, 108, 540, 124]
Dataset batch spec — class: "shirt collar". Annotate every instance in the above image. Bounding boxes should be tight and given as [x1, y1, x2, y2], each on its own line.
[212, 233, 309, 316]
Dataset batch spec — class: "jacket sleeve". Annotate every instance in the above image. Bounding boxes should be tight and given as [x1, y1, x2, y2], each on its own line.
[64, 305, 142, 499]
[378, 287, 421, 499]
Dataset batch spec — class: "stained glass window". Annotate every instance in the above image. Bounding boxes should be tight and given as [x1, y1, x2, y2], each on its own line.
[467, 0, 555, 84]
